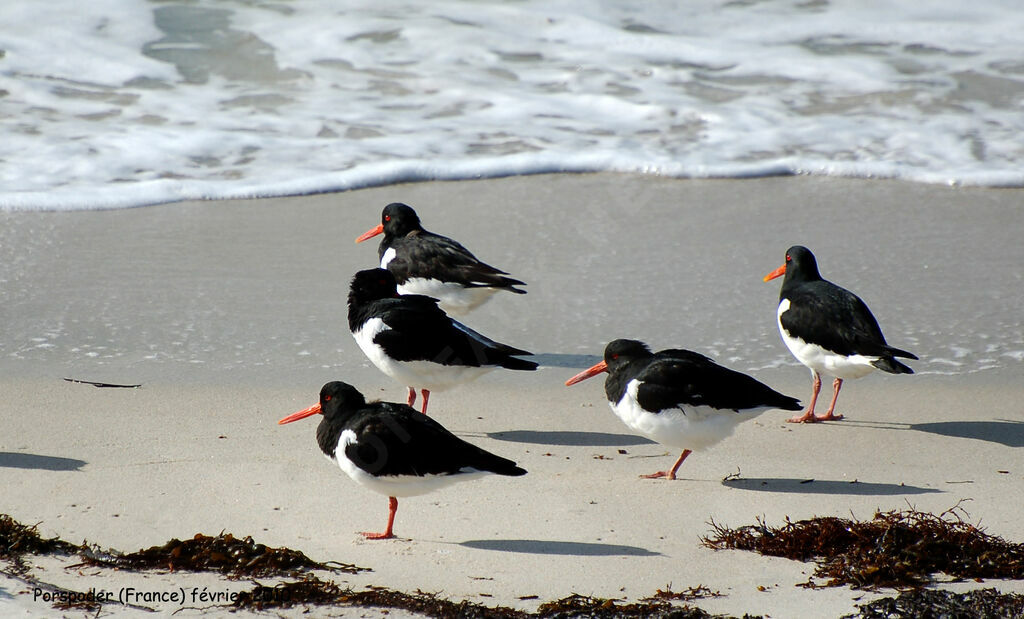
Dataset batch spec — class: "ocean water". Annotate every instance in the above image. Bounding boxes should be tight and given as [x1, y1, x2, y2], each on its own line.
[2, 0, 1024, 211]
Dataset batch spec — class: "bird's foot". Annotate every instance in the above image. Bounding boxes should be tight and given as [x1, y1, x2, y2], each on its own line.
[640, 470, 676, 480]
[787, 411, 820, 423]
[359, 531, 395, 540]
[814, 411, 844, 421]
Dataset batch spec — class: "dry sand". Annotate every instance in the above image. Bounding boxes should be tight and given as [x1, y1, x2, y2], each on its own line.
[1, 174, 1023, 617]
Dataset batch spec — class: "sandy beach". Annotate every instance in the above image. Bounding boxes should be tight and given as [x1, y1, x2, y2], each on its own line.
[2, 174, 1023, 617]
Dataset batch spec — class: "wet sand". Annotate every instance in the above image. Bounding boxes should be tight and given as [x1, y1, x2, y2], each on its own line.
[1, 174, 1022, 616]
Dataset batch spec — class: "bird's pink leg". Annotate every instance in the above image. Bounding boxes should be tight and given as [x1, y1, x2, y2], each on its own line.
[406, 387, 416, 408]
[816, 378, 845, 421]
[788, 371, 822, 423]
[640, 449, 692, 480]
[361, 496, 398, 540]
[419, 389, 430, 415]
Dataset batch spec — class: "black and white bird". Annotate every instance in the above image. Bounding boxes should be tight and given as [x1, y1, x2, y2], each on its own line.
[348, 268, 537, 415]
[565, 339, 801, 480]
[764, 245, 918, 423]
[279, 381, 526, 539]
[355, 202, 526, 316]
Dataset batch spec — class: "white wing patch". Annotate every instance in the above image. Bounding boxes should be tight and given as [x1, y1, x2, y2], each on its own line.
[380, 247, 398, 269]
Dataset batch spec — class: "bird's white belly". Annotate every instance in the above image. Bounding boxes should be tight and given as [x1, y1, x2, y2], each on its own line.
[333, 430, 487, 497]
[397, 278, 497, 317]
[777, 299, 877, 380]
[352, 318, 492, 391]
[610, 380, 765, 452]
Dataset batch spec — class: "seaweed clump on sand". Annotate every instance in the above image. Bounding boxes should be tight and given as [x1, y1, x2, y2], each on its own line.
[80, 531, 367, 577]
[843, 588, 1024, 619]
[1, 513, 368, 612]
[644, 585, 723, 603]
[1, 515, 105, 611]
[701, 506, 1024, 589]
[1, 514, 80, 574]
[237, 580, 518, 617]
[235, 580, 739, 618]
[534, 593, 723, 618]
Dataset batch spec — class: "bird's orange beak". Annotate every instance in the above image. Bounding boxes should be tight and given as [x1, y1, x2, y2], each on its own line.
[355, 223, 384, 243]
[565, 360, 608, 386]
[763, 264, 786, 282]
[278, 402, 322, 425]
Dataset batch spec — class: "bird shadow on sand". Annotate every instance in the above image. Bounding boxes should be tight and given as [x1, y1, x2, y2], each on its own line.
[837, 418, 1024, 448]
[485, 430, 655, 447]
[722, 477, 941, 496]
[0, 452, 86, 471]
[459, 539, 661, 557]
[532, 353, 602, 369]
[910, 419, 1024, 448]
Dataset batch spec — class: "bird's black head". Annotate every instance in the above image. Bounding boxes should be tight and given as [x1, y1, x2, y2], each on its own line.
[603, 339, 654, 371]
[782, 245, 821, 281]
[765, 245, 822, 286]
[277, 380, 367, 426]
[565, 338, 653, 387]
[349, 268, 399, 305]
[317, 381, 367, 421]
[381, 202, 423, 237]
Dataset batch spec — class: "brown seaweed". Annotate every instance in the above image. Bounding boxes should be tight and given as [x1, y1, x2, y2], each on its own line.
[1, 513, 367, 611]
[701, 506, 1024, 589]
[535, 593, 717, 618]
[3, 514, 363, 579]
[234, 579, 731, 618]
[843, 587, 1024, 618]
[644, 585, 724, 602]
[236, 578, 519, 616]
[78, 531, 367, 577]
[1, 514, 81, 558]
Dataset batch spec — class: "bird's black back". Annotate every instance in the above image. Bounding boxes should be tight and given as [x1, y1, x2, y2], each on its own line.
[377, 203, 526, 291]
[317, 400, 526, 478]
[603, 340, 801, 413]
[348, 269, 536, 370]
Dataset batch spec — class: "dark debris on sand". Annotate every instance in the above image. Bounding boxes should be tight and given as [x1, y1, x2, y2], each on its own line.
[1, 514, 80, 575]
[1, 515, 105, 610]
[78, 531, 367, 577]
[1, 513, 367, 612]
[843, 588, 1024, 619]
[234, 578, 747, 618]
[644, 585, 724, 603]
[701, 506, 1024, 589]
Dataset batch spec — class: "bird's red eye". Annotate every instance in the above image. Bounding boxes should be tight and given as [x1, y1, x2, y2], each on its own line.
[324, 395, 332, 401]
[785, 254, 791, 262]
[384, 215, 391, 222]
[611, 354, 619, 360]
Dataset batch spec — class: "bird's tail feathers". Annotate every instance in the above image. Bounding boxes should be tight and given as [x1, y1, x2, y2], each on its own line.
[887, 345, 918, 360]
[775, 395, 803, 411]
[871, 356, 915, 374]
[472, 451, 527, 476]
[499, 356, 539, 371]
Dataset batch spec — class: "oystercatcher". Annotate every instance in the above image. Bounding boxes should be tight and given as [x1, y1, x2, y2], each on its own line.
[565, 339, 801, 480]
[279, 381, 526, 539]
[348, 268, 537, 415]
[355, 202, 526, 316]
[764, 245, 918, 423]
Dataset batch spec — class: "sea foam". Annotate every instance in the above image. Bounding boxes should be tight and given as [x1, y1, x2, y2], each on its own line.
[2, 0, 1023, 211]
